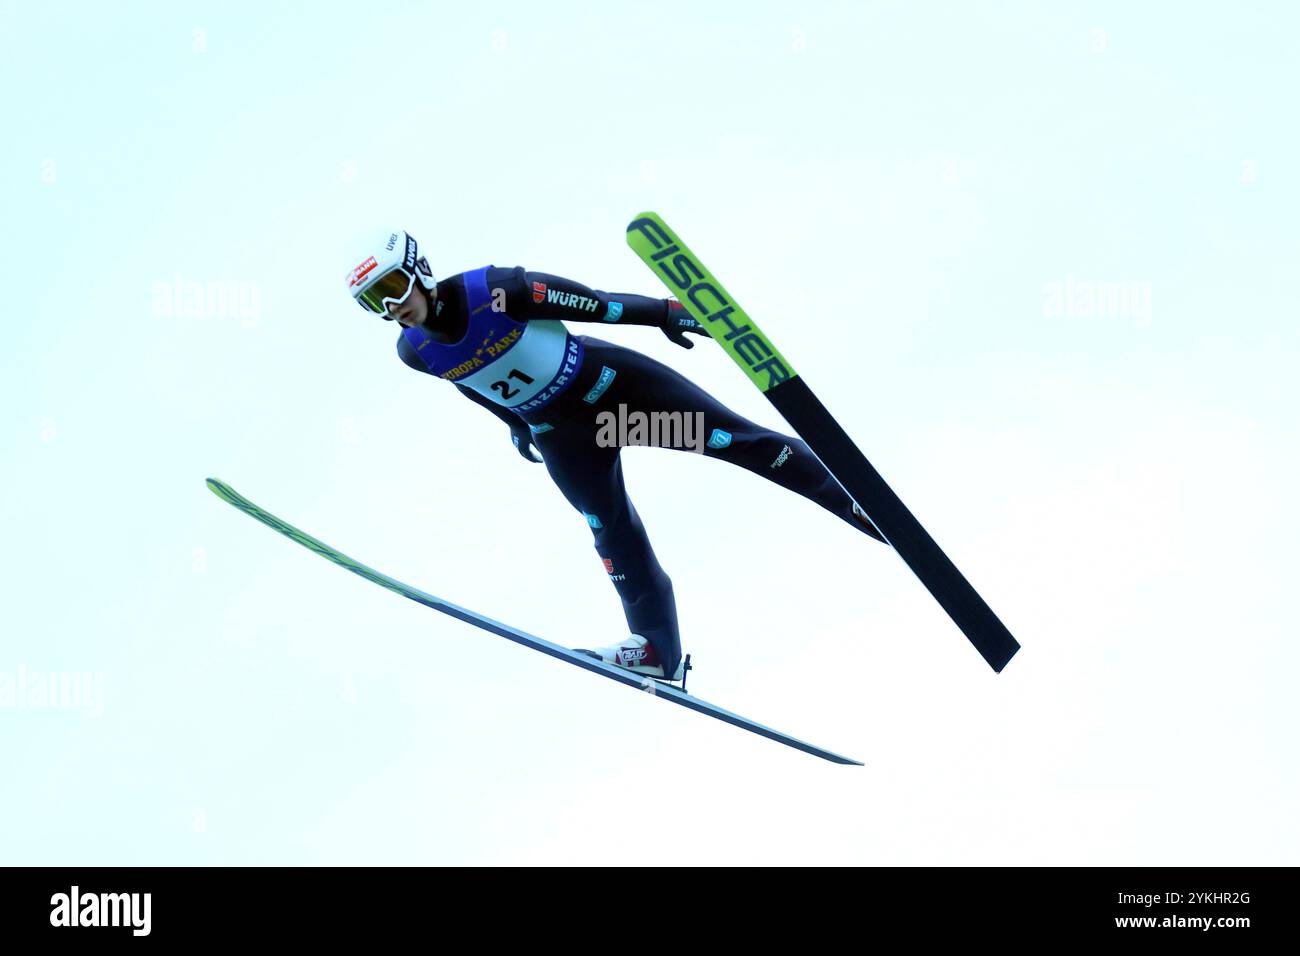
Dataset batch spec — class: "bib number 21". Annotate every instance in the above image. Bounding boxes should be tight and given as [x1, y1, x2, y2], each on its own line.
[490, 368, 535, 400]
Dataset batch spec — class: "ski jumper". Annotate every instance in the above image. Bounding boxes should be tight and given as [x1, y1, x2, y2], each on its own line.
[396, 265, 882, 677]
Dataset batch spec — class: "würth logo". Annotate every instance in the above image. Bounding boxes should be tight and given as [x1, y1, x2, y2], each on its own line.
[49, 885, 152, 937]
[532, 281, 547, 303]
[545, 288, 599, 312]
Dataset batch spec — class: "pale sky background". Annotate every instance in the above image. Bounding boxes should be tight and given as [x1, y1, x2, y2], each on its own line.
[1, 1, 1296, 864]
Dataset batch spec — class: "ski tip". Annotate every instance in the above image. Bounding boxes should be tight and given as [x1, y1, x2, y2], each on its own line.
[625, 211, 664, 235]
[205, 477, 241, 504]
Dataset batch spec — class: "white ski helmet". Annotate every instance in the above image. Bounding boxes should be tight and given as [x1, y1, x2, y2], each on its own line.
[345, 229, 436, 317]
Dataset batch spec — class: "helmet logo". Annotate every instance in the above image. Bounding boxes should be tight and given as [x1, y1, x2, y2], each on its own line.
[347, 256, 379, 288]
[385, 233, 399, 251]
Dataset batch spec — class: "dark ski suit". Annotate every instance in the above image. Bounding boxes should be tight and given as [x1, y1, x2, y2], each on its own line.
[396, 266, 882, 677]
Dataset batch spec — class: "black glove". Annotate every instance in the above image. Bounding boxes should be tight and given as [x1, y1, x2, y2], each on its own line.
[660, 301, 711, 349]
[509, 422, 543, 463]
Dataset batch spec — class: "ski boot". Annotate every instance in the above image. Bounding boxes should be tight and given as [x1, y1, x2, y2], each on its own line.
[574, 634, 692, 688]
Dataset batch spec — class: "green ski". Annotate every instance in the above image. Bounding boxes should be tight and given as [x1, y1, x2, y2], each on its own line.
[626, 212, 1020, 672]
[207, 478, 861, 765]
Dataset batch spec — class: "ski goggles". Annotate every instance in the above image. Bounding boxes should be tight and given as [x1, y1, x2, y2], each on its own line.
[354, 265, 418, 316]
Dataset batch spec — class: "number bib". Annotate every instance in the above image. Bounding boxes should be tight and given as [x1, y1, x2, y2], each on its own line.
[400, 266, 585, 411]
